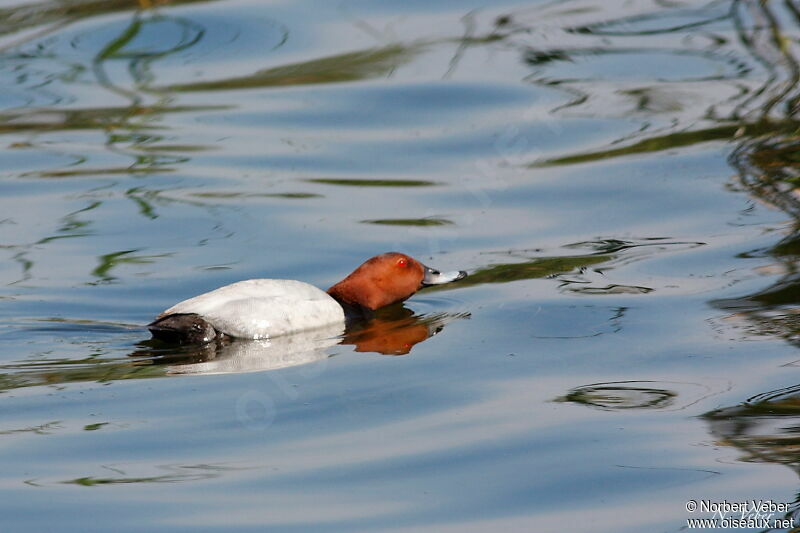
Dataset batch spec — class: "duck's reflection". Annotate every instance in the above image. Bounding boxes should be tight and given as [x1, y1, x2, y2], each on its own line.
[133, 306, 467, 376]
[159, 322, 343, 376]
[342, 307, 460, 356]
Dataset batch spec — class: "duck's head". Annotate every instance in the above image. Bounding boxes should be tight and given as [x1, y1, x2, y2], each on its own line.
[327, 252, 466, 311]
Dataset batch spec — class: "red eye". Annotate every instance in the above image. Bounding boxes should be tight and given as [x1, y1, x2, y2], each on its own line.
[397, 258, 407, 267]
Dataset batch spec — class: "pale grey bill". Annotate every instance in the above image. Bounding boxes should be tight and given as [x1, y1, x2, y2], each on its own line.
[421, 265, 468, 285]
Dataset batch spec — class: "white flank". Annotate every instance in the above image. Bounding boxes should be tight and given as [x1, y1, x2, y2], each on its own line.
[161, 279, 346, 339]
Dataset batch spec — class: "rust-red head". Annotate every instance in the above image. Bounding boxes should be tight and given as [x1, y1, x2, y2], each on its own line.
[327, 252, 466, 311]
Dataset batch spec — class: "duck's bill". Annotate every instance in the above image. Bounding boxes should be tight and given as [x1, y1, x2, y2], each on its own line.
[421, 265, 468, 286]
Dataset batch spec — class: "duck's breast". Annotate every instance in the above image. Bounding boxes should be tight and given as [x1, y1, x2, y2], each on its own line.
[161, 279, 345, 339]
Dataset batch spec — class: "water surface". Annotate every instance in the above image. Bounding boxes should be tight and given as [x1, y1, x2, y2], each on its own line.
[3, 0, 800, 531]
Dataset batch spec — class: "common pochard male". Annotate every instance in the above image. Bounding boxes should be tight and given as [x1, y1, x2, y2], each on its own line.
[149, 252, 466, 344]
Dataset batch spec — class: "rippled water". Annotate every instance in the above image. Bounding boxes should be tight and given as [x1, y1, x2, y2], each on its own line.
[5, 0, 800, 531]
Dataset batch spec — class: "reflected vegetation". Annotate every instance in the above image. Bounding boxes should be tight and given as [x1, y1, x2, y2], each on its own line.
[522, 1, 800, 167]
[0, 0, 208, 37]
[6, 0, 800, 296]
[305, 178, 437, 188]
[3, 6, 226, 171]
[164, 44, 418, 92]
[189, 191, 322, 200]
[1, 0, 725, 288]
[361, 217, 454, 227]
[0, 2, 231, 285]
[507, 0, 800, 351]
[0, 421, 61, 436]
[91, 249, 170, 283]
[712, 135, 800, 344]
[557, 380, 721, 412]
[58, 463, 233, 486]
[704, 385, 800, 528]
[557, 382, 677, 411]
[706, 385, 800, 467]
[425, 238, 699, 292]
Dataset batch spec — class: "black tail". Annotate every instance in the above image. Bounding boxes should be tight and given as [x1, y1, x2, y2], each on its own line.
[148, 313, 218, 344]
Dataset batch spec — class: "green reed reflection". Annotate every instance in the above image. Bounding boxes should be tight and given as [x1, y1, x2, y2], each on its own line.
[91, 249, 170, 283]
[93, 12, 204, 103]
[61, 463, 226, 486]
[166, 44, 418, 91]
[489, 0, 800, 350]
[0, 0, 208, 39]
[306, 178, 437, 188]
[361, 217, 454, 227]
[0, 3, 225, 283]
[520, 0, 800, 169]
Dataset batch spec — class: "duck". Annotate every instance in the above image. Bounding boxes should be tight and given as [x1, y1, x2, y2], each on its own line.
[148, 252, 467, 344]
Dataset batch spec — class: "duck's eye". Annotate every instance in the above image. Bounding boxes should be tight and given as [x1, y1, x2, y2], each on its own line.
[397, 258, 408, 267]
